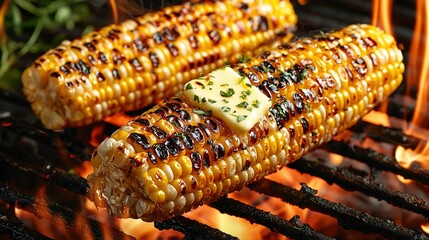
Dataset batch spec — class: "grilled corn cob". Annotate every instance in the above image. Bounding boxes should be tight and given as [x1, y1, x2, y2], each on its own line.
[87, 24, 404, 221]
[21, 0, 297, 130]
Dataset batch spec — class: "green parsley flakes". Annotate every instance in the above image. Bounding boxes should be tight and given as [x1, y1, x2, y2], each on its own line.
[220, 88, 235, 97]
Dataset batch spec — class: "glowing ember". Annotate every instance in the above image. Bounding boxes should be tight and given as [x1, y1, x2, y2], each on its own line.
[422, 222, 429, 234]
[395, 0, 429, 168]
[104, 112, 134, 127]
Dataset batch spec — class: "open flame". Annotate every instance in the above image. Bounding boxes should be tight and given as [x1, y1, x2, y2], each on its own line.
[395, 0, 429, 169]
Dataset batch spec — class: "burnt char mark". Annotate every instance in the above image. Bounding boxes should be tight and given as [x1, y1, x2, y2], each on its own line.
[153, 143, 169, 160]
[96, 72, 105, 82]
[190, 152, 202, 171]
[191, 20, 199, 33]
[352, 57, 368, 76]
[148, 152, 157, 164]
[205, 119, 219, 133]
[155, 106, 169, 117]
[250, 16, 268, 32]
[163, 27, 180, 41]
[107, 29, 121, 40]
[112, 49, 125, 65]
[198, 123, 211, 138]
[76, 60, 91, 75]
[98, 52, 109, 64]
[134, 38, 149, 52]
[167, 115, 184, 129]
[167, 43, 179, 57]
[270, 99, 293, 127]
[171, 136, 185, 151]
[88, 55, 97, 65]
[112, 69, 121, 79]
[181, 133, 195, 150]
[165, 138, 179, 156]
[166, 102, 181, 112]
[129, 133, 151, 150]
[134, 118, 150, 126]
[186, 125, 204, 143]
[153, 32, 164, 44]
[50, 72, 61, 78]
[370, 52, 379, 66]
[208, 30, 221, 44]
[178, 110, 191, 121]
[150, 126, 167, 139]
[84, 42, 96, 52]
[129, 58, 144, 72]
[203, 150, 211, 168]
[149, 52, 160, 68]
[60, 65, 70, 75]
[189, 35, 199, 49]
[301, 117, 309, 134]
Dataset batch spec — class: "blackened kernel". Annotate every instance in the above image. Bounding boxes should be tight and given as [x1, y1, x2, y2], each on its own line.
[134, 118, 150, 126]
[190, 152, 202, 171]
[50, 72, 60, 78]
[257, 16, 268, 31]
[243, 160, 251, 170]
[66, 61, 77, 71]
[239, 2, 248, 10]
[198, 123, 211, 138]
[289, 126, 295, 138]
[370, 53, 378, 66]
[165, 138, 179, 156]
[155, 108, 168, 118]
[98, 53, 108, 64]
[153, 32, 164, 44]
[252, 65, 265, 73]
[249, 130, 258, 145]
[112, 49, 125, 65]
[96, 72, 105, 82]
[129, 133, 151, 149]
[203, 150, 211, 167]
[148, 152, 157, 164]
[166, 102, 181, 111]
[134, 38, 149, 52]
[87, 55, 97, 65]
[216, 144, 225, 158]
[247, 71, 260, 84]
[205, 119, 219, 133]
[178, 110, 191, 121]
[112, 69, 120, 79]
[186, 125, 204, 142]
[295, 101, 304, 114]
[189, 35, 199, 49]
[179, 180, 187, 195]
[182, 133, 195, 149]
[84, 42, 96, 52]
[167, 115, 184, 129]
[208, 30, 221, 44]
[153, 143, 169, 160]
[261, 61, 275, 73]
[167, 43, 179, 57]
[150, 126, 167, 139]
[129, 156, 143, 167]
[60, 65, 70, 75]
[301, 118, 309, 134]
[129, 58, 144, 72]
[171, 136, 185, 150]
[149, 52, 160, 68]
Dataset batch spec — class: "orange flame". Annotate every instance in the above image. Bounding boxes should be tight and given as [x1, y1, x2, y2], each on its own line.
[395, 0, 429, 168]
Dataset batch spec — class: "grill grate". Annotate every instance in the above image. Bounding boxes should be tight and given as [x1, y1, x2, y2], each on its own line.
[1, 0, 428, 239]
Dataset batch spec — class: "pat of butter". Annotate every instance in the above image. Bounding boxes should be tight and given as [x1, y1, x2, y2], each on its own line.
[183, 67, 271, 134]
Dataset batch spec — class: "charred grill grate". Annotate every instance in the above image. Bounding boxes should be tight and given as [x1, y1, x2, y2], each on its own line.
[0, 0, 427, 239]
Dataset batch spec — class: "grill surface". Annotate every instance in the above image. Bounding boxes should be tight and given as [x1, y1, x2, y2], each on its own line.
[1, 0, 428, 239]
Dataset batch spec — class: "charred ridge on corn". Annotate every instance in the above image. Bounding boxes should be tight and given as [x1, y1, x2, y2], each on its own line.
[87, 24, 404, 221]
[21, 0, 298, 129]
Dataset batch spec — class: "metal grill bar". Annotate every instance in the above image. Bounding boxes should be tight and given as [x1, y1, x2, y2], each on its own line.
[0, 214, 52, 240]
[250, 179, 428, 240]
[289, 157, 429, 219]
[0, 185, 135, 240]
[155, 216, 238, 240]
[327, 141, 429, 185]
[210, 197, 334, 240]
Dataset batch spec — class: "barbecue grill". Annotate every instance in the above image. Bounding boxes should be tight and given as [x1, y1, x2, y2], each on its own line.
[1, 0, 428, 239]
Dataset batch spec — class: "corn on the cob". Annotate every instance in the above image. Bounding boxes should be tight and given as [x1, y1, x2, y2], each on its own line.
[21, 0, 297, 130]
[87, 24, 404, 221]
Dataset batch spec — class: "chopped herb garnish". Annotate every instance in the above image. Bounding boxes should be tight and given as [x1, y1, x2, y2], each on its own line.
[221, 83, 229, 87]
[236, 101, 249, 108]
[185, 84, 193, 90]
[239, 55, 251, 63]
[237, 115, 247, 122]
[193, 109, 209, 115]
[202, 97, 207, 103]
[305, 103, 311, 113]
[222, 99, 229, 103]
[221, 61, 230, 69]
[300, 69, 309, 80]
[177, 132, 185, 139]
[220, 88, 235, 97]
[245, 83, 252, 87]
[208, 80, 214, 85]
[194, 95, 200, 103]
[238, 76, 245, 84]
[208, 99, 217, 103]
[252, 100, 260, 108]
[221, 106, 231, 112]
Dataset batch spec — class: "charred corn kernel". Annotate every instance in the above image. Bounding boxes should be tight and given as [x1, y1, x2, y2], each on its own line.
[87, 24, 404, 221]
[22, 0, 297, 130]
